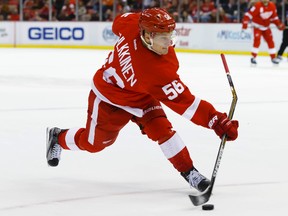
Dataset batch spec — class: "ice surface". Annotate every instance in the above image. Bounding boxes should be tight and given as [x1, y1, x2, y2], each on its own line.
[0, 48, 288, 216]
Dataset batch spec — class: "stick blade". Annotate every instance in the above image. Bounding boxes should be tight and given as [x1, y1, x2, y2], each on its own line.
[188, 186, 212, 206]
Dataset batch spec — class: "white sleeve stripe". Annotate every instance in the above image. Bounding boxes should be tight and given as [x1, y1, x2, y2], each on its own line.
[246, 13, 253, 19]
[65, 128, 81, 151]
[182, 97, 201, 120]
[160, 132, 185, 159]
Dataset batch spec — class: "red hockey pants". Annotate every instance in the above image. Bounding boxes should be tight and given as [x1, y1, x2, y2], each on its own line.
[58, 90, 193, 172]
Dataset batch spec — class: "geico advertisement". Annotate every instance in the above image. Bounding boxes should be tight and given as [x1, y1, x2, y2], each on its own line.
[16, 22, 90, 45]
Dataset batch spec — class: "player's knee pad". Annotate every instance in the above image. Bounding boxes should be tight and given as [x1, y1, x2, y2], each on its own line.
[142, 117, 174, 142]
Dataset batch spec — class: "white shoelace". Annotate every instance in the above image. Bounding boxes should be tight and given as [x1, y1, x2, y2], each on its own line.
[49, 144, 62, 160]
[188, 170, 205, 188]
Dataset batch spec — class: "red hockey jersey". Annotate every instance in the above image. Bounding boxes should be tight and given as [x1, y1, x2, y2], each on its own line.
[92, 12, 217, 128]
[242, 1, 281, 29]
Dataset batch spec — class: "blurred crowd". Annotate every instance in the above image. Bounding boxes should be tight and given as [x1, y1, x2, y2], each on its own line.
[0, 0, 287, 23]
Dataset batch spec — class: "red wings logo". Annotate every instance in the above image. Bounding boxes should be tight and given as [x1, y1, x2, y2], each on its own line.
[260, 11, 273, 20]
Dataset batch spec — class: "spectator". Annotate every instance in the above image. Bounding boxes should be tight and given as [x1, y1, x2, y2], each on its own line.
[38, 1, 49, 20]
[164, 0, 178, 15]
[179, 9, 194, 22]
[57, 0, 76, 21]
[209, 6, 229, 23]
[239, 0, 249, 21]
[0, 2, 10, 20]
[143, 0, 152, 9]
[103, 0, 113, 10]
[222, 0, 238, 22]
[103, 8, 113, 21]
[188, 0, 200, 22]
[54, 0, 65, 19]
[8, 6, 19, 20]
[78, 0, 89, 21]
[200, 0, 216, 23]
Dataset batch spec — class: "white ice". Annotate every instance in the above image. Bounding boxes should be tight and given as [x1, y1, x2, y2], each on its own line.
[0, 48, 288, 216]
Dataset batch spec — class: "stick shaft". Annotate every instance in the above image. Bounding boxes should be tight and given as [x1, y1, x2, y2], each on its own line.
[188, 54, 238, 206]
[210, 54, 238, 191]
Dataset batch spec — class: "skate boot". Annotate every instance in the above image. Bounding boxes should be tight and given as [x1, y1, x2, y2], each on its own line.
[181, 167, 210, 192]
[46, 127, 63, 167]
[250, 57, 257, 65]
[271, 58, 280, 65]
[276, 56, 282, 61]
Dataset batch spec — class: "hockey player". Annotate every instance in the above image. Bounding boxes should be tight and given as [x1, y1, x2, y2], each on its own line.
[46, 8, 239, 192]
[242, 0, 285, 65]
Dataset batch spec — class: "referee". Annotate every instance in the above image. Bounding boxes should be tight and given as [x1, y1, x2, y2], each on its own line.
[277, 3, 288, 61]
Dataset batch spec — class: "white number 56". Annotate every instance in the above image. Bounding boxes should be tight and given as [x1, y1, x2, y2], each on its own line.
[162, 80, 185, 100]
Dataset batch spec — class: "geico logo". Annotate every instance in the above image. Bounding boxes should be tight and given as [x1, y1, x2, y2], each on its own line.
[28, 27, 84, 40]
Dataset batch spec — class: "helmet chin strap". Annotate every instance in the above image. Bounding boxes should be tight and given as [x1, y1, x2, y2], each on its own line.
[140, 34, 163, 55]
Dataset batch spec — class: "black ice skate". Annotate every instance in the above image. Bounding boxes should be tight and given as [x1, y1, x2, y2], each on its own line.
[46, 127, 63, 167]
[181, 167, 210, 192]
[250, 57, 257, 65]
[271, 58, 280, 65]
[276, 56, 282, 62]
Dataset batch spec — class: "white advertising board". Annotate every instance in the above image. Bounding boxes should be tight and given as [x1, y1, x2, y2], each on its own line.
[175, 23, 282, 52]
[92, 22, 118, 45]
[0, 21, 283, 54]
[0, 22, 15, 46]
[15, 22, 118, 47]
[16, 22, 91, 45]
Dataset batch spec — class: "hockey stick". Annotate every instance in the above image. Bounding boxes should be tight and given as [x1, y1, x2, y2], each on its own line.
[188, 53, 238, 206]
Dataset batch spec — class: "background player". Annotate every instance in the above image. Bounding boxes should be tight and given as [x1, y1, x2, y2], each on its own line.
[242, 0, 285, 65]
